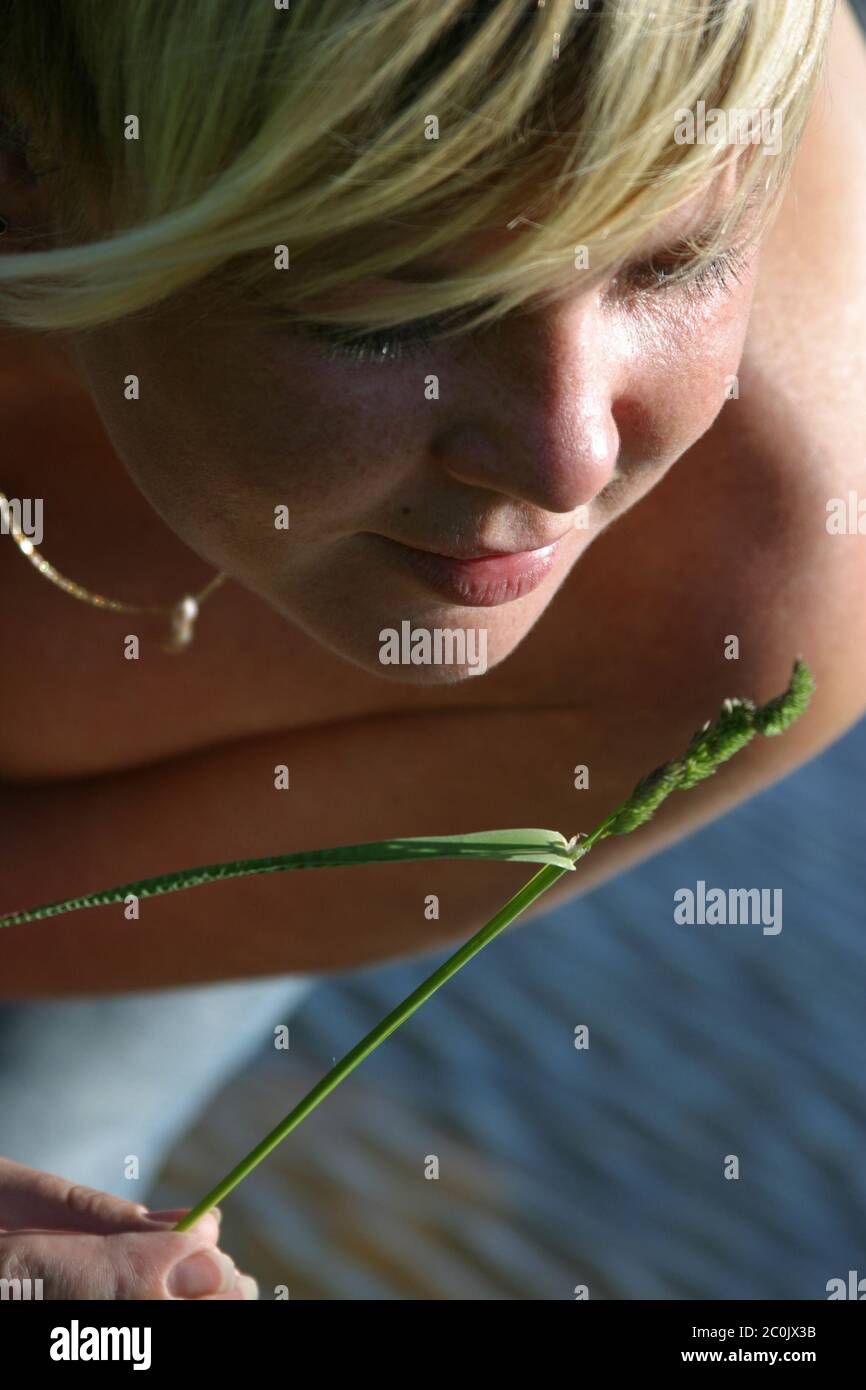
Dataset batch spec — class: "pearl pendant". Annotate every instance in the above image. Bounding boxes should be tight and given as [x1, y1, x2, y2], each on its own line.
[165, 595, 200, 652]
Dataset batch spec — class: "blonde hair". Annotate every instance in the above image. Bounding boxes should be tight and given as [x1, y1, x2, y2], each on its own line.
[0, 0, 836, 339]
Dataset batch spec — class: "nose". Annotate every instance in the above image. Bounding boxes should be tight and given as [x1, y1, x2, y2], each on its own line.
[431, 301, 621, 515]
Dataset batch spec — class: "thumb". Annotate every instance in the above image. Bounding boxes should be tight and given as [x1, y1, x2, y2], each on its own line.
[0, 1227, 239, 1300]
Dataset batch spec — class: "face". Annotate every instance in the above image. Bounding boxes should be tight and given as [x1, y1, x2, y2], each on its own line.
[51, 171, 762, 685]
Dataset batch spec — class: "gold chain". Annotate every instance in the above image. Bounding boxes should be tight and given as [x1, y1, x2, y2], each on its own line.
[0, 489, 228, 652]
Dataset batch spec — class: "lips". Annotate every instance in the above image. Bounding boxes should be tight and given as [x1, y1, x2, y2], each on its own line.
[369, 534, 564, 607]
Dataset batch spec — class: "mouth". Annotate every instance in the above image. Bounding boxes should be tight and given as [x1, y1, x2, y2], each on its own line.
[367, 533, 567, 607]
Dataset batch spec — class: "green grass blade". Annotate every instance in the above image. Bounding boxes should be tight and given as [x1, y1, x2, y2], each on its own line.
[0, 829, 576, 928]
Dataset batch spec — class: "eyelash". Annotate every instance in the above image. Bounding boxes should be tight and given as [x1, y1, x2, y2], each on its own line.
[309, 247, 747, 365]
[621, 246, 747, 304]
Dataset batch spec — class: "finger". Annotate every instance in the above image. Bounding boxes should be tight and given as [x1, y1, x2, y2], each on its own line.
[0, 1158, 219, 1240]
[0, 1228, 239, 1300]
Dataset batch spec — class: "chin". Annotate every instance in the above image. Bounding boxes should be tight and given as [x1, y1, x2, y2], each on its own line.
[324, 622, 517, 684]
[258, 584, 525, 681]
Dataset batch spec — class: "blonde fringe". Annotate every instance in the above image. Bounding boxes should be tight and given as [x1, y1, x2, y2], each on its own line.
[0, 0, 836, 336]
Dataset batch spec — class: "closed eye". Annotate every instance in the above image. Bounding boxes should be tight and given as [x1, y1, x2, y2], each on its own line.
[616, 245, 748, 302]
[305, 245, 749, 364]
[306, 316, 447, 364]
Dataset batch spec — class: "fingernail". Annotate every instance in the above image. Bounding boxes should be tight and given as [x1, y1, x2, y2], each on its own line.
[168, 1249, 236, 1297]
[236, 1274, 259, 1300]
[146, 1207, 221, 1225]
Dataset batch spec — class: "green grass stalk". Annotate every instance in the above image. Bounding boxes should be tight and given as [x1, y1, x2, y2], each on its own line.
[172, 657, 814, 1230]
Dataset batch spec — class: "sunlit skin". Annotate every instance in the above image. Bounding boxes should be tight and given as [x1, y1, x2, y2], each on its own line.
[1, 2, 865, 1311]
[0, 0, 864, 1005]
[58, 172, 759, 685]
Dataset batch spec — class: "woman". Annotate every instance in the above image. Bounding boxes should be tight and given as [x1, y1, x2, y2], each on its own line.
[0, 0, 862, 1300]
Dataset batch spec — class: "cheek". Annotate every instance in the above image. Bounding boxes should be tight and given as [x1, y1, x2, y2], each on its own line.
[246, 348, 425, 520]
[624, 278, 757, 458]
[72, 322, 423, 547]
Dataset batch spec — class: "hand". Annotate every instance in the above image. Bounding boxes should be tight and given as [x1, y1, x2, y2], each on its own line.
[0, 1156, 258, 1299]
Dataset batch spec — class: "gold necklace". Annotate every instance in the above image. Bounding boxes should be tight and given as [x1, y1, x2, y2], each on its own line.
[0, 490, 228, 652]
